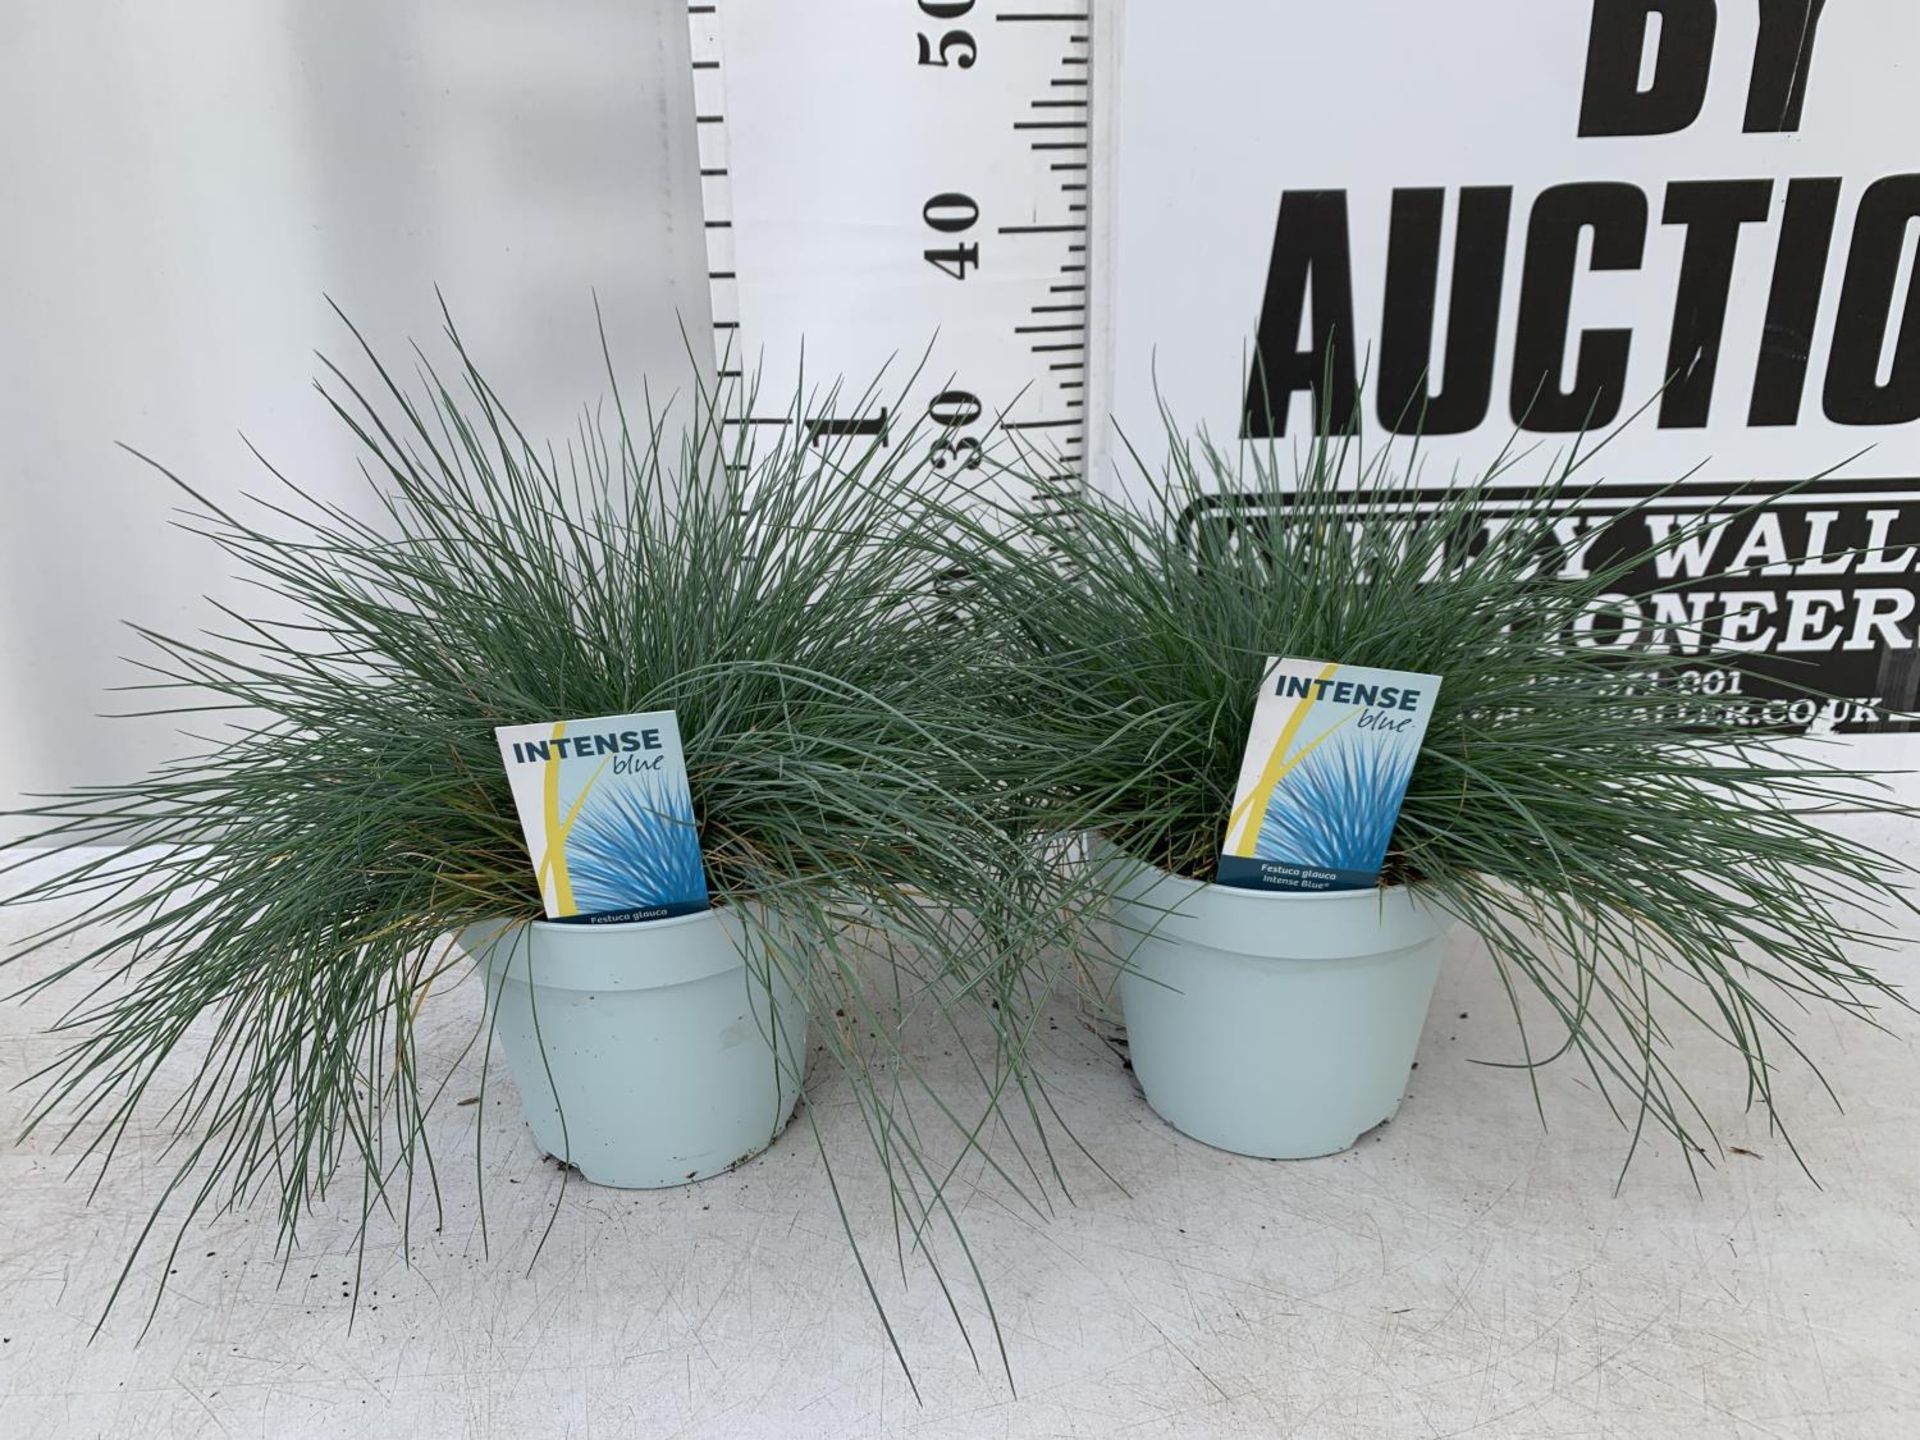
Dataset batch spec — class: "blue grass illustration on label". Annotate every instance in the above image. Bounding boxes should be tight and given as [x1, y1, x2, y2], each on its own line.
[495, 709, 709, 924]
[1220, 658, 1442, 893]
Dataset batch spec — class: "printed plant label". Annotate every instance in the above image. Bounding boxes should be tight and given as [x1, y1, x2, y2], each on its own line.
[1220, 659, 1442, 893]
[495, 710, 709, 924]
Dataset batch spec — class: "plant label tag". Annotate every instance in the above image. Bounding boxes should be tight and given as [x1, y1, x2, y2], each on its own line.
[1220, 658, 1442, 894]
[495, 709, 709, 924]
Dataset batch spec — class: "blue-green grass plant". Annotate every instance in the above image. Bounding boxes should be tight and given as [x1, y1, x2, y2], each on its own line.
[2, 309, 1085, 1392]
[938, 411, 1917, 1179]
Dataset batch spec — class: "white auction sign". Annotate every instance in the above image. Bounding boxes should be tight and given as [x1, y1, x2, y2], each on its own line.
[1097, 0, 1920, 737]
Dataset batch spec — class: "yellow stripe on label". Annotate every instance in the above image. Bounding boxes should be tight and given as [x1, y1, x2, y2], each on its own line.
[539, 722, 577, 915]
[535, 730, 615, 918]
[1225, 660, 1341, 857]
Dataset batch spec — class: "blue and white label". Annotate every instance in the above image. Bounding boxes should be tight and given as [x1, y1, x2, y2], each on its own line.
[1220, 658, 1442, 893]
[495, 709, 709, 924]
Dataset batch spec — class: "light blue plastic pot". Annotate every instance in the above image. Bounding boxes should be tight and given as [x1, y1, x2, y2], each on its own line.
[1105, 852, 1447, 1160]
[460, 908, 807, 1188]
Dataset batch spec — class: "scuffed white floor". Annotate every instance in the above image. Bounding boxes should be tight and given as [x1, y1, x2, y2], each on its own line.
[2, 849, 1917, 1438]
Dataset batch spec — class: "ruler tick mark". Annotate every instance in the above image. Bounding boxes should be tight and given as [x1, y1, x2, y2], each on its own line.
[693, 0, 1093, 514]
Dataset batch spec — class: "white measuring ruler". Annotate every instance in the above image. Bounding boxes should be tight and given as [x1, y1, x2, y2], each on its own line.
[684, 0, 1098, 512]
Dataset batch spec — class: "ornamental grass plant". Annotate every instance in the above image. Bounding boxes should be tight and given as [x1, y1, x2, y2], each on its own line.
[944, 416, 1916, 1176]
[2, 313, 1079, 1386]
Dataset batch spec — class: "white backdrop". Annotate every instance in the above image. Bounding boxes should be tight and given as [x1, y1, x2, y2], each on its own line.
[8, 2, 1916, 825]
[0, 0, 712, 830]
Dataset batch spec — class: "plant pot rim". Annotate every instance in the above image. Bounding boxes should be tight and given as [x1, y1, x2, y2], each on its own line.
[1100, 847, 1447, 962]
[461, 905, 758, 994]
[474, 902, 751, 940]
[527, 906, 720, 936]
[1094, 840, 1425, 904]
